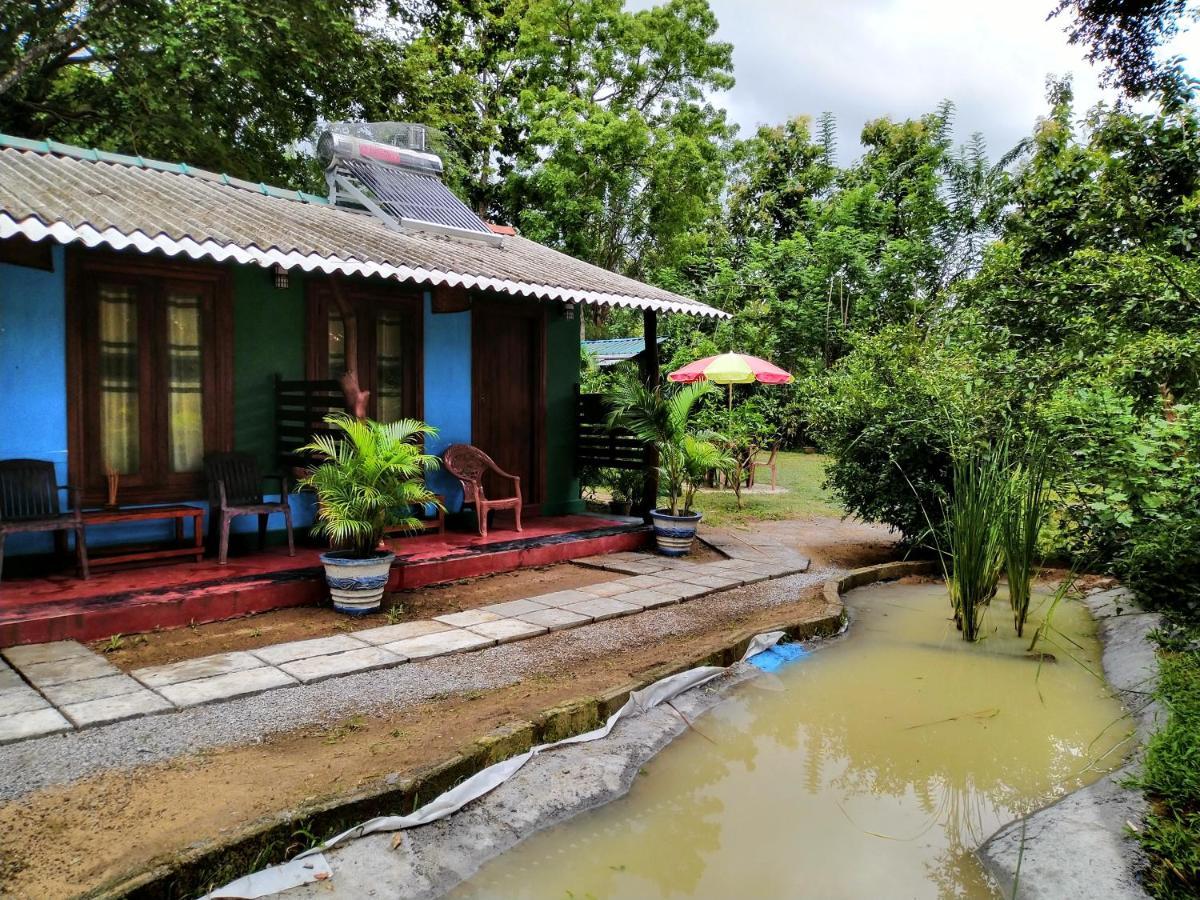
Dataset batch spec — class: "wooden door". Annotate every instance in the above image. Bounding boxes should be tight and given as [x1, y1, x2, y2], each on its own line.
[472, 303, 545, 511]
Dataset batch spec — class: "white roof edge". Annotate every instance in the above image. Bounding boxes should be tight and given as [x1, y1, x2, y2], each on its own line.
[0, 214, 731, 319]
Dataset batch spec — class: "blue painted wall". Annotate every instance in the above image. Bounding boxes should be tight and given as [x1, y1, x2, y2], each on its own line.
[422, 292, 472, 511]
[0, 252, 576, 559]
[0, 247, 68, 554]
[0, 251, 306, 556]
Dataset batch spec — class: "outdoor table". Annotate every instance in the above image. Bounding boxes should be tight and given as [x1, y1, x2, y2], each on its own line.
[82, 504, 205, 568]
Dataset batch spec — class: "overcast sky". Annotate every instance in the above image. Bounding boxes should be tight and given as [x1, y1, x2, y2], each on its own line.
[631, 0, 1200, 163]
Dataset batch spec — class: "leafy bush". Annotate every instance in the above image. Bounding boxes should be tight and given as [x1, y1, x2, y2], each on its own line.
[1133, 621, 1200, 898]
[1045, 387, 1200, 616]
[605, 375, 731, 515]
[805, 324, 1021, 541]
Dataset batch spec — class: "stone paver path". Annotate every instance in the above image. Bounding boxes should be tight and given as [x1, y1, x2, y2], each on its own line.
[0, 533, 807, 745]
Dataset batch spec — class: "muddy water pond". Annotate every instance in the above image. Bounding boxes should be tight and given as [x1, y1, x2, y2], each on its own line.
[455, 580, 1130, 899]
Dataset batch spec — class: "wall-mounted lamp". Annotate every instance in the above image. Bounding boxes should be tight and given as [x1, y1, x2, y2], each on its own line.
[272, 264, 290, 290]
[562, 301, 577, 321]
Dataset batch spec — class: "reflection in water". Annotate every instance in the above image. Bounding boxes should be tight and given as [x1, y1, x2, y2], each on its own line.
[455, 581, 1131, 899]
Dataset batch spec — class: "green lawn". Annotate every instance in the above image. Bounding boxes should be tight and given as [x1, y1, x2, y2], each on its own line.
[689, 451, 844, 527]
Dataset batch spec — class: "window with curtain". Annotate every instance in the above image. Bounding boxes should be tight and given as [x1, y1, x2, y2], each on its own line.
[97, 285, 140, 476]
[71, 255, 232, 502]
[166, 290, 205, 473]
[308, 284, 421, 423]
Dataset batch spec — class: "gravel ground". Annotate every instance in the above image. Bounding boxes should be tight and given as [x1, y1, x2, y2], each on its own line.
[0, 567, 831, 804]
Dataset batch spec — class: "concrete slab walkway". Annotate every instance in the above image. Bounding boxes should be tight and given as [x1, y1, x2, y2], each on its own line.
[0, 534, 808, 745]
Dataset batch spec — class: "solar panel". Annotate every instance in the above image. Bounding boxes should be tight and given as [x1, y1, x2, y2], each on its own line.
[339, 158, 492, 236]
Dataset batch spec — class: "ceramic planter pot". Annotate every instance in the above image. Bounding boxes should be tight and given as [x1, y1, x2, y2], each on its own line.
[320, 550, 395, 615]
[649, 508, 702, 556]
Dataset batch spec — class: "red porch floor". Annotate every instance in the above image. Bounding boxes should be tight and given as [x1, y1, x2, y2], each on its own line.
[0, 515, 649, 646]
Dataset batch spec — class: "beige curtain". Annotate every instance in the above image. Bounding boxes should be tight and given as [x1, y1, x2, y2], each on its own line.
[98, 286, 139, 475]
[166, 291, 204, 473]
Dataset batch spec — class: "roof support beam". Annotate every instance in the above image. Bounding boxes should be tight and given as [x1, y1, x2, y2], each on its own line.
[637, 308, 660, 521]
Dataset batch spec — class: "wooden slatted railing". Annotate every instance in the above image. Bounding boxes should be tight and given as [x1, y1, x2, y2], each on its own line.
[576, 389, 647, 470]
[275, 377, 348, 470]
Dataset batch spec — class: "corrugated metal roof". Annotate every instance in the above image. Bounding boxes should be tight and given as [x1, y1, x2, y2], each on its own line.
[582, 336, 663, 366]
[0, 134, 728, 319]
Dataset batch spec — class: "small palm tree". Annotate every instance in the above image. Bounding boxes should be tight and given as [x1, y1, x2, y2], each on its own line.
[298, 413, 443, 557]
[605, 375, 731, 516]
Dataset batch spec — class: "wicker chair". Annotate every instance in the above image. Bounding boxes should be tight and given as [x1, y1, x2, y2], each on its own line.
[443, 444, 523, 538]
[0, 459, 89, 582]
[204, 452, 295, 565]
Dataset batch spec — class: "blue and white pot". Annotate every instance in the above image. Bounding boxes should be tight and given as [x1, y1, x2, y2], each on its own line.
[649, 508, 702, 557]
[319, 550, 395, 615]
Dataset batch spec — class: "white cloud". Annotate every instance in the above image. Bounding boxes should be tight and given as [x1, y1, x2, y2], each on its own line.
[631, 0, 1200, 162]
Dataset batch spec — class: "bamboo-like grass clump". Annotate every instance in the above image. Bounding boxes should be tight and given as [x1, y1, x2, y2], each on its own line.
[941, 442, 1010, 641]
[1001, 440, 1052, 638]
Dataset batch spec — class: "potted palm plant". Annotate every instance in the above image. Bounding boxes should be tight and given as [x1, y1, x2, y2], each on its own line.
[606, 376, 731, 556]
[298, 413, 443, 615]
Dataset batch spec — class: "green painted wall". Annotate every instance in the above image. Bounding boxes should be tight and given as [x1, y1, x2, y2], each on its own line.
[228, 267, 582, 518]
[542, 304, 584, 515]
[232, 265, 306, 471]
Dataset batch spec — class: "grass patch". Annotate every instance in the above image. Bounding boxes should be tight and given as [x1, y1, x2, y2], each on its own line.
[1133, 621, 1200, 898]
[688, 452, 843, 527]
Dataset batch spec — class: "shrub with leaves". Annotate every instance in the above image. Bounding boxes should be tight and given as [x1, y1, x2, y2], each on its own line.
[1132, 620, 1200, 898]
[1046, 387, 1200, 616]
[604, 375, 731, 516]
[298, 414, 443, 558]
[805, 324, 1023, 541]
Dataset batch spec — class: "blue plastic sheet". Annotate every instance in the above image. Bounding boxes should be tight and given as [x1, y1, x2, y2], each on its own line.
[747, 642, 808, 673]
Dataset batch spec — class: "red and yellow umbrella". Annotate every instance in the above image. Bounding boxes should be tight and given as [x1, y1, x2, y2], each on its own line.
[668, 352, 794, 421]
[668, 352, 794, 386]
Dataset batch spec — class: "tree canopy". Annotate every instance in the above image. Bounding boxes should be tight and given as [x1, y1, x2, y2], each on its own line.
[1051, 0, 1198, 97]
[0, 0, 409, 186]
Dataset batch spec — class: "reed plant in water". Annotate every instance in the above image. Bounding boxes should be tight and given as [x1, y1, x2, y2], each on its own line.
[1001, 440, 1052, 638]
[941, 441, 1010, 641]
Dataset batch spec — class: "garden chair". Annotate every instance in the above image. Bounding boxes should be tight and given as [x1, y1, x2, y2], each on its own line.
[204, 452, 295, 565]
[443, 444, 523, 538]
[0, 459, 89, 583]
[748, 441, 781, 490]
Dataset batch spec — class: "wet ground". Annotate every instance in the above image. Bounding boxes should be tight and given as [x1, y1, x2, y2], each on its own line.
[456, 580, 1130, 899]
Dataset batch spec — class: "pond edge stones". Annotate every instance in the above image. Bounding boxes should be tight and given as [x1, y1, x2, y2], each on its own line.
[976, 587, 1163, 900]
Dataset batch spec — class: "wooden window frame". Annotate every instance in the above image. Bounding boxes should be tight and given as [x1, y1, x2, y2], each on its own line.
[305, 279, 424, 422]
[66, 249, 233, 504]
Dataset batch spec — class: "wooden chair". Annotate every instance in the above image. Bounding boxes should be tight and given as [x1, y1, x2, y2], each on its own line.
[0, 459, 89, 582]
[204, 452, 295, 565]
[443, 445, 523, 538]
[748, 441, 781, 490]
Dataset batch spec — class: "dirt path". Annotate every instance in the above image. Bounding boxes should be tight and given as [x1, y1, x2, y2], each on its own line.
[0, 519, 894, 899]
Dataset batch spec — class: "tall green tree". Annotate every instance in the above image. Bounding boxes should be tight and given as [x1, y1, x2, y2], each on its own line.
[395, 0, 734, 276]
[0, 0, 409, 188]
